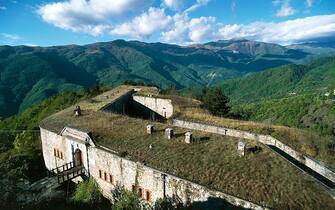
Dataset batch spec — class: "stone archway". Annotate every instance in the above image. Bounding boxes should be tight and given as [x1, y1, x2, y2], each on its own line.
[74, 148, 82, 166]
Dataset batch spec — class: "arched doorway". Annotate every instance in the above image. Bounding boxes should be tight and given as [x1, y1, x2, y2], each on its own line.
[74, 148, 82, 167]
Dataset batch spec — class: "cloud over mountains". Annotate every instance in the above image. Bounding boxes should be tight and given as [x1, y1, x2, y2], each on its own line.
[38, 0, 335, 45]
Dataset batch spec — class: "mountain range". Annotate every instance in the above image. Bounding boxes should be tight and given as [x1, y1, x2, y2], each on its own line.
[1, 39, 335, 118]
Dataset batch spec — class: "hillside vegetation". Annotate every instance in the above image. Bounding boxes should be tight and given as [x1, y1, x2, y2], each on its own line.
[0, 39, 316, 118]
[222, 56, 335, 103]
[0, 86, 106, 209]
[218, 56, 335, 137]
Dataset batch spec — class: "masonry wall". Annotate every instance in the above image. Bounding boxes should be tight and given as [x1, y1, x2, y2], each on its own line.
[132, 96, 173, 118]
[40, 128, 264, 209]
[41, 128, 68, 170]
[102, 90, 134, 114]
[40, 128, 89, 172]
[88, 146, 264, 209]
[172, 119, 335, 183]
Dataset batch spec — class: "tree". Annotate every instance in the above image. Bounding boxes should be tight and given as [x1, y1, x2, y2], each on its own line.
[202, 87, 231, 117]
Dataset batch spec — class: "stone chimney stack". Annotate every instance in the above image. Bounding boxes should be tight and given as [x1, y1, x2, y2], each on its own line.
[237, 140, 246, 157]
[74, 105, 81, 117]
[165, 128, 174, 139]
[185, 132, 193, 144]
[147, 125, 154, 134]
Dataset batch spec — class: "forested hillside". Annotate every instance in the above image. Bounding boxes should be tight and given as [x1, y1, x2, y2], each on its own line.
[0, 86, 106, 209]
[220, 57, 335, 136]
[222, 56, 335, 103]
[0, 39, 319, 118]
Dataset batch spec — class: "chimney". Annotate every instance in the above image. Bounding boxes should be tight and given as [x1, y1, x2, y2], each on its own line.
[165, 128, 174, 139]
[147, 125, 154, 134]
[74, 105, 81, 117]
[185, 132, 193, 144]
[237, 140, 246, 157]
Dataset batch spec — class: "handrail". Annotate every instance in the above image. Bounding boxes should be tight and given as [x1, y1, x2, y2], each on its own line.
[50, 161, 75, 175]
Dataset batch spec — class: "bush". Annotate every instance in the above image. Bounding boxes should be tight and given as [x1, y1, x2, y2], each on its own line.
[72, 178, 102, 205]
[202, 87, 230, 117]
[154, 196, 185, 210]
[112, 187, 149, 210]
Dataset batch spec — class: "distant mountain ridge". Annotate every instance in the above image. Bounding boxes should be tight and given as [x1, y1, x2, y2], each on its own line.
[0, 39, 333, 118]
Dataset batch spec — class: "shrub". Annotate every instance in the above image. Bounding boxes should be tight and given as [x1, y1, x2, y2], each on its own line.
[154, 196, 185, 210]
[201, 87, 231, 117]
[112, 186, 149, 210]
[72, 178, 102, 205]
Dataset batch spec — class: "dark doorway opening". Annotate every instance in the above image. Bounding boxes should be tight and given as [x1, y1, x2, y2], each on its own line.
[74, 149, 82, 167]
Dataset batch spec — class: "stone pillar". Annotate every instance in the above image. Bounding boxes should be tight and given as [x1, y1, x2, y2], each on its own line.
[165, 128, 174, 139]
[147, 125, 154, 134]
[238, 140, 246, 157]
[185, 132, 193, 144]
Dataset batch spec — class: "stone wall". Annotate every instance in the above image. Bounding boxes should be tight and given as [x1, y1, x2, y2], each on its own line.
[40, 127, 68, 170]
[40, 127, 90, 172]
[172, 119, 335, 183]
[102, 90, 134, 114]
[132, 96, 173, 118]
[40, 128, 265, 209]
[88, 146, 264, 209]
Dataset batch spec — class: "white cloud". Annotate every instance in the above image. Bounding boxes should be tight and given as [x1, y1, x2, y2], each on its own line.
[163, 0, 185, 11]
[161, 14, 216, 44]
[1, 33, 20, 41]
[161, 13, 190, 43]
[24, 43, 38, 47]
[231, 0, 236, 13]
[185, 0, 210, 13]
[38, 0, 152, 36]
[276, 0, 296, 17]
[306, 0, 313, 8]
[110, 8, 172, 39]
[216, 14, 335, 45]
[0, 6, 6, 10]
[188, 16, 216, 42]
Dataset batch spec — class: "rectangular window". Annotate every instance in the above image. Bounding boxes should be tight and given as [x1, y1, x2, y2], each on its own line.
[131, 185, 136, 192]
[57, 150, 60, 158]
[109, 174, 113, 184]
[54, 148, 57, 156]
[146, 190, 151, 201]
[99, 170, 102, 178]
[60, 152, 63, 160]
[138, 187, 143, 197]
[104, 172, 107, 181]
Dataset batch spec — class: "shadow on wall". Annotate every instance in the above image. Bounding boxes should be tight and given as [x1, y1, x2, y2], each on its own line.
[103, 92, 166, 122]
[191, 197, 248, 210]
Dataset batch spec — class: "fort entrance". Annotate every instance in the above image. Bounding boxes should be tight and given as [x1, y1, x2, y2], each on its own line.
[74, 148, 82, 166]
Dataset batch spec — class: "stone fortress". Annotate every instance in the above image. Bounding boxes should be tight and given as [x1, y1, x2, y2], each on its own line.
[40, 85, 335, 209]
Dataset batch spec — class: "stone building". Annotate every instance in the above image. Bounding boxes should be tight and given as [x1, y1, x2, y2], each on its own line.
[40, 85, 335, 209]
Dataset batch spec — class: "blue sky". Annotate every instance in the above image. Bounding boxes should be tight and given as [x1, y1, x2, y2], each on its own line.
[1, 0, 335, 46]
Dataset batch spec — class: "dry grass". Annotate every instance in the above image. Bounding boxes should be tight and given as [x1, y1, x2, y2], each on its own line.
[41, 108, 335, 210]
[176, 107, 335, 168]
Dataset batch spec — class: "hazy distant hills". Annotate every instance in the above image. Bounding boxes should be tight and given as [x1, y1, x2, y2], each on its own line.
[0, 39, 333, 117]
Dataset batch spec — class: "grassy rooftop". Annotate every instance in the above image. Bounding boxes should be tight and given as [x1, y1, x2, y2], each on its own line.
[176, 107, 335, 168]
[41, 94, 335, 209]
[134, 92, 335, 168]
